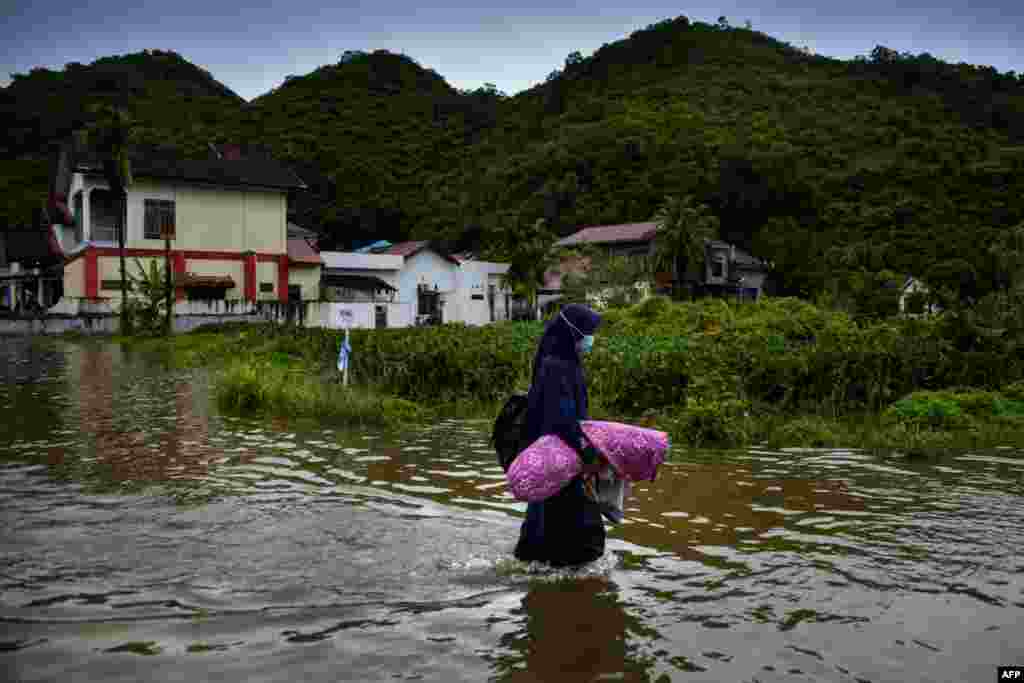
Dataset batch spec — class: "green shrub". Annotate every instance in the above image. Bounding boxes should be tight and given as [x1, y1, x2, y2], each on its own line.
[141, 295, 1024, 445]
[883, 391, 979, 430]
[885, 389, 1024, 426]
[1001, 381, 1024, 401]
[993, 398, 1024, 417]
[214, 360, 427, 425]
[767, 417, 840, 448]
[630, 295, 673, 321]
[668, 396, 751, 448]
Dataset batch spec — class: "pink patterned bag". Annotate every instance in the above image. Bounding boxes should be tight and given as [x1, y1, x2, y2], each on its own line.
[506, 421, 669, 503]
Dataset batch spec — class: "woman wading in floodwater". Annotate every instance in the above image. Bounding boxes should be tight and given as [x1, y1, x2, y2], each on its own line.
[514, 303, 606, 567]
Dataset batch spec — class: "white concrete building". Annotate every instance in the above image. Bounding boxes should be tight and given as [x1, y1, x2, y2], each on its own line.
[318, 242, 512, 329]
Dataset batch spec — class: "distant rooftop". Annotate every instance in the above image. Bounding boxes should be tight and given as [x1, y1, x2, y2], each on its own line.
[72, 141, 307, 191]
[287, 237, 322, 265]
[554, 222, 660, 247]
[379, 241, 460, 264]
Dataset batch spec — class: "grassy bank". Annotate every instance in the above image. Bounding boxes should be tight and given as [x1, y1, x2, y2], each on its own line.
[117, 297, 1024, 450]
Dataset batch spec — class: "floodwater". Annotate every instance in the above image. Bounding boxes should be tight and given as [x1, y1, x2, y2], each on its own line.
[1, 338, 1022, 683]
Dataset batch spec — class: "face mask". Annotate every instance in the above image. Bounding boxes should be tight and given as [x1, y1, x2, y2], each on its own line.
[561, 311, 590, 352]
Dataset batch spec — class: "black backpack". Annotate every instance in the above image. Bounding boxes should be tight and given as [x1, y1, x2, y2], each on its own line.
[491, 393, 529, 471]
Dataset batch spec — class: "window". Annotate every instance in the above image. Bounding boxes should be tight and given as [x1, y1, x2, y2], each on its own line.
[186, 286, 226, 301]
[259, 282, 274, 293]
[101, 279, 133, 292]
[144, 199, 176, 240]
[710, 257, 726, 279]
[91, 190, 121, 243]
[417, 284, 440, 315]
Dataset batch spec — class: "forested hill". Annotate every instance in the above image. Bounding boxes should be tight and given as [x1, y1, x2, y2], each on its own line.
[3, 17, 1024, 301]
[231, 50, 503, 248]
[1, 49, 244, 158]
[0, 49, 246, 228]
[0, 48, 503, 250]
[425, 15, 1024, 298]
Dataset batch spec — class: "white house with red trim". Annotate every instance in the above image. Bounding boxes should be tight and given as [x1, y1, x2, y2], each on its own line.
[47, 143, 320, 315]
[318, 241, 512, 328]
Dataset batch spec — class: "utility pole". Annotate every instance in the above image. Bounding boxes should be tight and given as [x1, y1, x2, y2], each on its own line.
[164, 226, 172, 334]
[118, 188, 129, 333]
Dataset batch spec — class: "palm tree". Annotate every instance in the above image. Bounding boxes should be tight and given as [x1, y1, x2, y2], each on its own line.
[652, 196, 719, 300]
[499, 217, 559, 320]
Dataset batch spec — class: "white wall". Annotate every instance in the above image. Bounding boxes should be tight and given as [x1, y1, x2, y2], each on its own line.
[317, 250, 513, 327]
[449, 260, 512, 325]
[319, 302, 412, 329]
[398, 250, 457, 323]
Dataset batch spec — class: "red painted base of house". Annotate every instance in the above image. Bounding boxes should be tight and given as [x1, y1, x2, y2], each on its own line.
[69, 246, 289, 302]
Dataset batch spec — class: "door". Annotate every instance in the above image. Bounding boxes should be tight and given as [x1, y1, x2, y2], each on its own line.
[488, 284, 495, 322]
[375, 304, 387, 329]
[287, 285, 302, 324]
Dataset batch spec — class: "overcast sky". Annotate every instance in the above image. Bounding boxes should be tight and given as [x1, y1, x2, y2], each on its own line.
[3, 1, 1022, 100]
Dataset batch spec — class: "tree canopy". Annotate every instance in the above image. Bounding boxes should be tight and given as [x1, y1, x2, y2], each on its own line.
[1, 18, 1023, 314]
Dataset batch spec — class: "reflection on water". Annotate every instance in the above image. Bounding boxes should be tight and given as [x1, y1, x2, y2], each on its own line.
[1, 337, 1023, 683]
[488, 578, 656, 683]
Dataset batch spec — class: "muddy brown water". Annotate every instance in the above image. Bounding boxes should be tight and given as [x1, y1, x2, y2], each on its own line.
[1, 338, 1022, 682]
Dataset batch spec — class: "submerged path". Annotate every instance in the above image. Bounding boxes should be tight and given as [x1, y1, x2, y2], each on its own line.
[1, 338, 1022, 682]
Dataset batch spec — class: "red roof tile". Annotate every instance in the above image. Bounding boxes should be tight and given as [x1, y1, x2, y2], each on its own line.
[380, 240, 429, 257]
[380, 241, 460, 264]
[554, 222, 660, 247]
[288, 237, 323, 265]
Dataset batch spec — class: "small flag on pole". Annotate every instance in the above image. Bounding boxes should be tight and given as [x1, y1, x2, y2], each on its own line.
[338, 329, 351, 373]
[336, 308, 354, 386]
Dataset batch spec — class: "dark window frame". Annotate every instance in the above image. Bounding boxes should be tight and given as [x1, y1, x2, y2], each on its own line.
[710, 257, 726, 279]
[101, 279, 133, 292]
[144, 199, 176, 240]
[90, 189, 123, 243]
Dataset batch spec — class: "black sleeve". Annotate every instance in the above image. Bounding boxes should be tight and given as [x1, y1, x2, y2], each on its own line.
[529, 359, 587, 454]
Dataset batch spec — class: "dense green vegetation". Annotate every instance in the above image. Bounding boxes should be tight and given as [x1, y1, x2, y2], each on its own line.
[1, 49, 243, 161]
[7, 18, 1024, 448]
[120, 297, 1024, 450]
[215, 359, 427, 426]
[4, 16, 1024, 310]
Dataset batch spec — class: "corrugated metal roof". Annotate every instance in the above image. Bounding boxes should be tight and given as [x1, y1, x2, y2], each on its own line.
[554, 222, 660, 247]
[553, 225, 765, 268]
